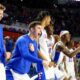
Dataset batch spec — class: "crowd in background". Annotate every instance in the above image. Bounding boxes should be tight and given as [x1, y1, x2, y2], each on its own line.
[0, 3, 80, 37]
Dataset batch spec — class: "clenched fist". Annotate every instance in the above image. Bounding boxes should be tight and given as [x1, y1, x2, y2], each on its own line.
[49, 61, 56, 67]
[42, 60, 49, 69]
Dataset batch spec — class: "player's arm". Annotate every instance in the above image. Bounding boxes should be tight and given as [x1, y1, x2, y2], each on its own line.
[73, 56, 77, 74]
[17, 39, 49, 68]
[57, 44, 80, 58]
[63, 56, 67, 73]
[18, 41, 42, 63]
[38, 50, 47, 60]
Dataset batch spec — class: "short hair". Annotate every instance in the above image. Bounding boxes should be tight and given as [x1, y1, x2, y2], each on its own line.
[36, 11, 50, 21]
[29, 21, 41, 29]
[0, 4, 6, 11]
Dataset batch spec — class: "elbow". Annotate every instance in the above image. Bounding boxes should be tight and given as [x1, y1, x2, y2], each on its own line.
[68, 55, 73, 58]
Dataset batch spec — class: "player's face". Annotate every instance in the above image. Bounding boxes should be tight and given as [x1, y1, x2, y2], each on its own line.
[45, 16, 51, 26]
[65, 33, 70, 42]
[34, 25, 42, 39]
[0, 9, 4, 21]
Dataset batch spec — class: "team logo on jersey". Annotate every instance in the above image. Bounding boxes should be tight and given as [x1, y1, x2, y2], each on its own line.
[29, 43, 34, 52]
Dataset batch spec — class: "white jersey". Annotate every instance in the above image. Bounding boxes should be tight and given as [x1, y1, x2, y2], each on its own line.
[39, 29, 51, 61]
[52, 41, 70, 79]
[52, 41, 64, 66]
[65, 49, 76, 80]
[39, 29, 56, 79]
[46, 35, 55, 54]
[39, 33, 68, 79]
[40, 29, 47, 39]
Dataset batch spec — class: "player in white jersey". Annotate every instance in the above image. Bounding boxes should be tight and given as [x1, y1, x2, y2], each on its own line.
[36, 11, 57, 80]
[45, 25, 69, 80]
[52, 30, 80, 80]
[52, 40, 70, 80]
[45, 24, 55, 58]
[65, 40, 76, 80]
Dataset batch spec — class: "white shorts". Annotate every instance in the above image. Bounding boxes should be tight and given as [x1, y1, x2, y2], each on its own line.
[44, 66, 55, 79]
[10, 69, 31, 80]
[0, 62, 6, 80]
[54, 67, 68, 80]
[66, 63, 76, 80]
[44, 66, 68, 80]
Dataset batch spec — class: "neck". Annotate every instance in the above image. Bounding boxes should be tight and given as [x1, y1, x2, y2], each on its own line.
[47, 34, 51, 39]
[29, 33, 35, 40]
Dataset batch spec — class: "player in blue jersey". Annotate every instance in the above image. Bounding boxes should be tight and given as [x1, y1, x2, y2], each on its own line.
[0, 4, 6, 80]
[6, 21, 49, 80]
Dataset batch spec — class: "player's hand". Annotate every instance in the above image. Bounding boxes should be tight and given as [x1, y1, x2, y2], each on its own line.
[42, 60, 49, 69]
[49, 61, 56, 67]
[5, 52, 11, 60]
[29, 43, 34, 52]
[76, 46, 80, 53]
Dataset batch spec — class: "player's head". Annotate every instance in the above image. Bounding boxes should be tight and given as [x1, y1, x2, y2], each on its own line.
[60, 30, 70, 43]
[0, 4, 6, 21]
[36, 11, 51, 27]
[45, 24, 53, 37]
[67, 39, 74, 49]
[54, 34, 60, 43]
[29, 21, 42, 39]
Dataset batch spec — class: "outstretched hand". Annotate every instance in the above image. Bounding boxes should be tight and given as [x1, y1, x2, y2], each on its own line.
[42, 60, 49, 69]
[49, 61, 56, 67]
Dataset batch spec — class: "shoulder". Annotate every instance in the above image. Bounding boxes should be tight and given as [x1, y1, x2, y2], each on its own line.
[54, 41, 63, 49]
[41, 29, 47, 38]
[16, 35, 28, 44]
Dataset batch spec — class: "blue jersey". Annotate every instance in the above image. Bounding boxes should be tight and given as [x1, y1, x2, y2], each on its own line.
[7, 35, 42, 74]
[0, 24, 5, 65]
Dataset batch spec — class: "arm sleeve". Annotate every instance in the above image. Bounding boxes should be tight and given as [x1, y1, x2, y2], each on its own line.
[17, 38, 42, 64]
[0, 27, 5, 58]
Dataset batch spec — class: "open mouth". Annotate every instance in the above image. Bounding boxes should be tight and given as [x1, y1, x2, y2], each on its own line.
[38, 32, 42, 37]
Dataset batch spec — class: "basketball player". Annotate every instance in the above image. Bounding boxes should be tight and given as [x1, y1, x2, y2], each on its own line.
[36, 11, 57, 80]
[52, 30, 80, 80]
[45, 24, 55, 59]
[45, 25, 70, 80]
[65, 40, 76, 80]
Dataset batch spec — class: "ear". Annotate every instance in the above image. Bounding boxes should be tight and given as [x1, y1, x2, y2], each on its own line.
[30, 27, 34, 31]
[30, 27, 35, 34]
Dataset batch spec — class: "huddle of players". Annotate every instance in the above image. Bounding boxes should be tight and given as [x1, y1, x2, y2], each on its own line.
[0, 4, 80, 80]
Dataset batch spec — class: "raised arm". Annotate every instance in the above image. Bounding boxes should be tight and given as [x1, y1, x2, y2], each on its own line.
[56, 44, 80, 58]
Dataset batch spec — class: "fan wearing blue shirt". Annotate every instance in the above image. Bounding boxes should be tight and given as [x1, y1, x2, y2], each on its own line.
[6, 21, 49, 80]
